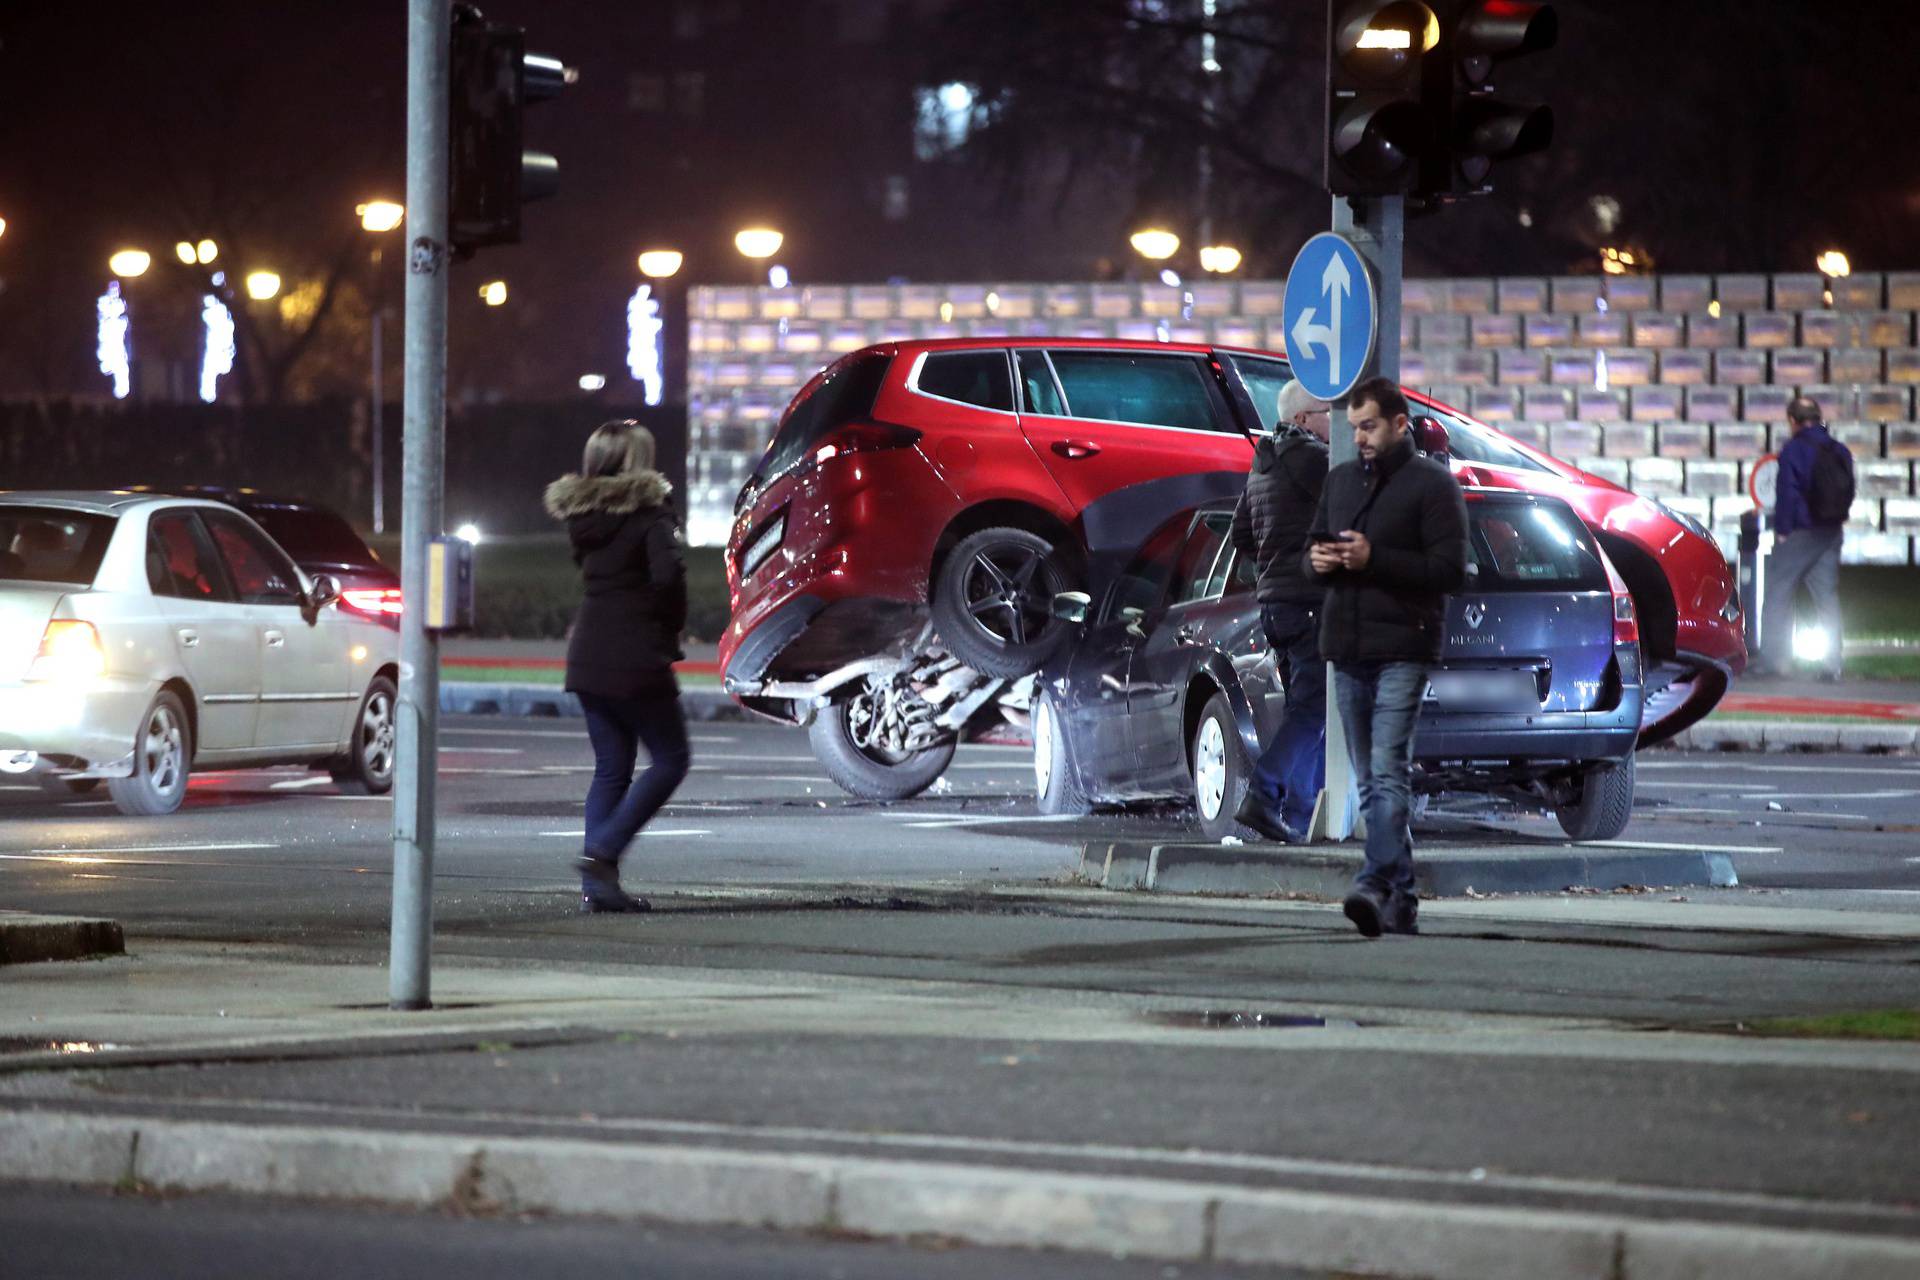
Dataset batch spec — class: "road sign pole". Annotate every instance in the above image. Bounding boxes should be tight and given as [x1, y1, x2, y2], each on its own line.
[390, 0, 450, 1012]
[1311, 194, 1404, 844]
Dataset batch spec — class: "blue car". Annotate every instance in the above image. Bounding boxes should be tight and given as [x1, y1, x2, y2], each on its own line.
[1031, 487, 1644, 841]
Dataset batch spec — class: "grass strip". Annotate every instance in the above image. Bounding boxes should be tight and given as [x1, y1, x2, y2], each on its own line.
[1738, 1009, 1920, 1041]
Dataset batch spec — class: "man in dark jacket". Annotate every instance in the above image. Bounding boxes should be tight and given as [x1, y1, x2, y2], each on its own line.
[1306, 377, 1468, 938]
[1757, 396, 1850, 680]
[1230, 379, 1332, 842]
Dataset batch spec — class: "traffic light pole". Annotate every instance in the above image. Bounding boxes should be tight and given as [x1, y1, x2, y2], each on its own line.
[391, 0, 450, 1011]
[1312, 193, 1404, 844]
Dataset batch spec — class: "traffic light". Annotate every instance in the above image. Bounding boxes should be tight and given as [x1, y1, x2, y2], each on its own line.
[1325, 2, 1441, 196]
[1420, 1, 1556, 197]
[449, 5, 573, 254]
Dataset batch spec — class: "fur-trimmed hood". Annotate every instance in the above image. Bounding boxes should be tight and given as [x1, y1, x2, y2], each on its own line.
[543, 469, 673, 520]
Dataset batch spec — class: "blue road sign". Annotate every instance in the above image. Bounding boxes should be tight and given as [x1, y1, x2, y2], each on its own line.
[1282, 232, 1377, 403]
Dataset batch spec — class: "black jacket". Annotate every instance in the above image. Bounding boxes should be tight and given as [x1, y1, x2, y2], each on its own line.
[1229, 429, 1329, 606]
[543, 469, 687, 699]
[1305, 434, 1469, 664]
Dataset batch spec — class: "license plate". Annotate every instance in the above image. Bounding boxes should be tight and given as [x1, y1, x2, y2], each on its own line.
[1425, 669, 1539, 711]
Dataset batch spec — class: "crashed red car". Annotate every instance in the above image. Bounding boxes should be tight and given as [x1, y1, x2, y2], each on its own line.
[719, 338, 1743, 798]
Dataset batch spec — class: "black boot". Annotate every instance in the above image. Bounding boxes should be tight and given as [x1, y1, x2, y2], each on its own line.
[1383, 891, 1419, 936]
[1236, 793, 1306, 845]
[1342, 884, 1387, 938]
[576, 856, 650, 914]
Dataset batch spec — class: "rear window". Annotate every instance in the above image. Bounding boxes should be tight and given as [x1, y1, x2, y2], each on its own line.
[915, 351, 1013, 412]
[0, 508, 116, 585]
[1469, 500, 1608, 592]
[759, 352, 893, 482]
[241, 505, 377, 567]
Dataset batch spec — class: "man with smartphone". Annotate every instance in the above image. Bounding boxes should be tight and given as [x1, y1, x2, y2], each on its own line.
[1229, 379, 1333, 843]
[1306, 377, 1468, 938]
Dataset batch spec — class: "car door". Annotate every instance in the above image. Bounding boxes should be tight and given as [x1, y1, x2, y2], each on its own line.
[145, 509, 260, 754]
[1014, 349, 1251, 573]
[200, 508, 350, 752]
[1126, 512, 1237, 785]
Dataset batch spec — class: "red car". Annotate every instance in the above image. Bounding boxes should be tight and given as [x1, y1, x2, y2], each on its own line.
[720, 338, 1744, 798]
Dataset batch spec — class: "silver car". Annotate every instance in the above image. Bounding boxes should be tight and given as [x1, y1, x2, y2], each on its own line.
[1, 492, 400, 815]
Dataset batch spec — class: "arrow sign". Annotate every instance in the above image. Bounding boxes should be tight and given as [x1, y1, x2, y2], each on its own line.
[1281, 233, 1376, 403]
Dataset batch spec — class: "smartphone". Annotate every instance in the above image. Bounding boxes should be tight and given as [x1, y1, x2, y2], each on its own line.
[1309, 531, 1351, 544]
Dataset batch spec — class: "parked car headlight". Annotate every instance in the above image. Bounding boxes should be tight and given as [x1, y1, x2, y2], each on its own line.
[1655, 500, 1714, 546]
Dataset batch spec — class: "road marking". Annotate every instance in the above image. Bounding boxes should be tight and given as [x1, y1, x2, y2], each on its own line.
[1640, 762, 1920, 775]
[1578, 838, 1781, 854]
[269, 777, 336, 791]
[1736, 790, 1920, 801]
[441, 747, 525, 755]
[538, 829, 712, 838]
[1650, 806, 1873, 821]
[905, 814, 1080, 828]
[16, 842, 280, 857]
[1633, 781, 1775, 790]
[722, 775, 824, 783]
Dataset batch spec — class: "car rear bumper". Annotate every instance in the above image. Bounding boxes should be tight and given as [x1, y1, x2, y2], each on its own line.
[0, 678, 153, 777]
[1414, 690, 1643, 766]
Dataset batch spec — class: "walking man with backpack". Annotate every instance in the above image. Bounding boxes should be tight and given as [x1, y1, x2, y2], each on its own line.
[1758, 396, 1852, 681]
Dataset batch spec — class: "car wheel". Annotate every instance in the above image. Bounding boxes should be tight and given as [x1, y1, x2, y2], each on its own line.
[107, 690, 192, 817]
[1189, 690, 1252, 841]
[808, 680, 958, 801]
[1032, 689, 1090, 817]
[332, 675, 397, 795]
[931, 527, 1075, 679]
[1555, 751, 1636, 842]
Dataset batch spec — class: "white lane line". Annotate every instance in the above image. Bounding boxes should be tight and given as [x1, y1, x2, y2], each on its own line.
[1577, 838, 1781, 854]
[722, 775, 823, 783]
[442, 728, 740, 743]
[1736, 790, 1920, 801]
[441, 747, 526, 755]
[269, 777, 337, 791]
[905, 814, 1078, 828]
[1650, 806, 1873, 821]
[1640, 762, 1920, 775]
[538, 829, 712, 838]
[1634, 781, 1775, 791]
[18, 842, 280, 856]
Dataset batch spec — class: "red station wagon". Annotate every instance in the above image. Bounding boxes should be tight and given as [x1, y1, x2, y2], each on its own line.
[719, 338, 1744, 799]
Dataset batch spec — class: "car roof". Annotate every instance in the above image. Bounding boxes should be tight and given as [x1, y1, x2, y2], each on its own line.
[118, 484, 325, 510]
[873, 335, 1225, 359]
[0, 489, 179, 515]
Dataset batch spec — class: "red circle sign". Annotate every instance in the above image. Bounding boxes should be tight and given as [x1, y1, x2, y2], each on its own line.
[1749, 452, 1779, 511]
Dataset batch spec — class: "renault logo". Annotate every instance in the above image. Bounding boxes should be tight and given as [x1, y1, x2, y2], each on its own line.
[1464, 602, 1486, 629]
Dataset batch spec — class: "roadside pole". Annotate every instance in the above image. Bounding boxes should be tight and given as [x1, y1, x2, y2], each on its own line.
[390, 0, 449, 1011]
[1310, 193, 1403, 844]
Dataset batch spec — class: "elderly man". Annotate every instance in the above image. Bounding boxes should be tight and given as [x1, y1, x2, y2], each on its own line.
[1230, 380, 1332, 843]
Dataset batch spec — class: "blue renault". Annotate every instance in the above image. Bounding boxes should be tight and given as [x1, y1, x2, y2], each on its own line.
[1031, 487, 1644, 841]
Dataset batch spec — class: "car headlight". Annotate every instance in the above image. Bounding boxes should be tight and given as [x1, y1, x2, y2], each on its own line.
[1654, 500, 1714, 546]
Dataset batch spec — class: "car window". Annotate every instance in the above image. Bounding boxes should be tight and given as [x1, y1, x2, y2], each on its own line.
[243, 504, 378, 567]
[1219, 353, 1297, 434]
[1102, 513, 1189, 622]
[0, 508, 116, 584]
[1172, 512, 1232, 605]
[1016, 349, 1066, 416]
[1469, 501, 1609, 592]
[915, 351, 1013, 412]
[1227, 548, 1258, 596]
[1428, 407, 1551, 473]
[148, 510, 234, 602]
[202, 510, 305, 605]
[758, 351, 892, 483]
[1047, 352, 1222, 432]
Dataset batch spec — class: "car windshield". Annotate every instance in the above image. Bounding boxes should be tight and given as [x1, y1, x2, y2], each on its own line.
[1468, 500, 1608, 592]
[243, 505, 377, 567]
[757, 352, 892, 484]
[1429, 408, 1551, 473]
[0, 508, 117, 584]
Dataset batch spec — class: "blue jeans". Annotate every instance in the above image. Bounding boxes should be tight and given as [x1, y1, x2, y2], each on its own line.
[1249, 602, 1326, 831]
[1333, 661, 1429, 898]
[578, 690, 691, 865]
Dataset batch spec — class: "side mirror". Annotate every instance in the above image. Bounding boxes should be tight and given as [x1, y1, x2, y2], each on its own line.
[1120, 605, 1146, 639]
[307, 573, 340, 609]
[1051, 591, 1091, 623]
[1412, 415, 1452, 461]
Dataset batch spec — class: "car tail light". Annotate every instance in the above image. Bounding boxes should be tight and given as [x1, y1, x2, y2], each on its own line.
[27, 619, 106, 683]
[810, 422, 922, 467]
[340, 587, 405, 619]
[1613, 592, 1639, 646]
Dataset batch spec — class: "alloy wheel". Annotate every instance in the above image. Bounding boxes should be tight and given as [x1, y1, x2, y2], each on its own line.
[1194, 716, 1227, 821]
[144, 704, 186, 796]
[1033, 699, 1054, 796]
[361, 689, 396, 783]
[961, 543, 1060, 649]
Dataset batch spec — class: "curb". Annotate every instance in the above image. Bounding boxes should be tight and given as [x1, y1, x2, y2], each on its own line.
[0, 915, 124, 966]
[2, 1110, 1914, 1279]
[440, 682, 746, 723]
[1079, 842, 1737, 898]
[1663, 721, 1918, 753]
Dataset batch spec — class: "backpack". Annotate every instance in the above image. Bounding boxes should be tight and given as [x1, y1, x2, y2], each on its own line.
[1806, 437, 1855, 525]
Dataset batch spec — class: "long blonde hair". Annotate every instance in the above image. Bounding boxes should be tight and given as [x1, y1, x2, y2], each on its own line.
[581, 420, 656, 477]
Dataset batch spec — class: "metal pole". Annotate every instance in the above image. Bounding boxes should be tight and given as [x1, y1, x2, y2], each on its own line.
[390, 0, 449, 1011]
[371, 303, 385, 535]
[1311, 193, 1404, 844]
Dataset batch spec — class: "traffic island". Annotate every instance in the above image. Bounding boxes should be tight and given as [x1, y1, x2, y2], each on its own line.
[1078, 840, 1738, 898]
[0, 914, 125, 965]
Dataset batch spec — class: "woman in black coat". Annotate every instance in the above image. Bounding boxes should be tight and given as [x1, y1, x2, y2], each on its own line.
[543, 420, 691, 912]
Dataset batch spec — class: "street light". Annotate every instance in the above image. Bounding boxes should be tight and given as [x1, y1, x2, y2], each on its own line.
[1198, 244, 1243, 273]
[0, 216, 8, 239]
[637, 248, 683, 278]
[196, 239, 218, 265]
[175, 242, 197, 265]
[1129, 228, 1180, 261]
[479, 280, 508, 306]
[734, 227, 783, 259]
[109, 249, 152, 278]
[1816, 249, 1851, 279]
[358, 200, 406, 233]
[245, 271, 282, 301]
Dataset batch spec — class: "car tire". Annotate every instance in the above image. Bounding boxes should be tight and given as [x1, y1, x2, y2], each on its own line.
[1189, 690, 1252, 841]
[332, 675, 398, 795]
[108, 690, 192, 817]
[931, 527, 1075, 679]
[1031, 688, 1090, 817]
[1555, 751, 1636, 842]
[809, 691, 957, 801]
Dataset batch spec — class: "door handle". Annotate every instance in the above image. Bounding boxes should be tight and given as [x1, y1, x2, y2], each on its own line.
[1175, 623, 1199, 645]
[1051, 440, 1101, 460]
[177, 629, 199, 648]
[265, 630, 286, 648]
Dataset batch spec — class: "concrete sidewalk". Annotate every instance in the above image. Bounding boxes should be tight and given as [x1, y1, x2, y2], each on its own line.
[6, 892, 1920, 1278]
